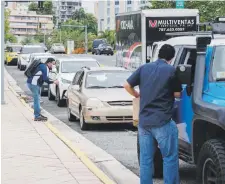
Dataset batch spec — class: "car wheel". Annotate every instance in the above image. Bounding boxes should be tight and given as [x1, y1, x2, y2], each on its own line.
[79, 108, 88, 130]
[40, 86, 47, 96]
[19, 65, 23, 71]
[197, 139, 225, 183]
[48, 87, 55, 101]
[56, 88, 65, 107]
[67, 100, 77, 121]
[137, 131, 163, 178]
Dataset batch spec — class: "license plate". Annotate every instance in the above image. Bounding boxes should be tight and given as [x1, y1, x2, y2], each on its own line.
[44, 88, 48, 90]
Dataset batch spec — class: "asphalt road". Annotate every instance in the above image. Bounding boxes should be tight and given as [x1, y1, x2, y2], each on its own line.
[5, 54, 197, 184]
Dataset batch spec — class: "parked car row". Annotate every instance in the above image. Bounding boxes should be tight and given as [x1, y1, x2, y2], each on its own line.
[5, 43, 134, 131]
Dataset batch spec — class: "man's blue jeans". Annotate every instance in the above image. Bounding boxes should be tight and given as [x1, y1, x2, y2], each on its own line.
[139, 120, 180, 184]
[27, 83, 40, 118]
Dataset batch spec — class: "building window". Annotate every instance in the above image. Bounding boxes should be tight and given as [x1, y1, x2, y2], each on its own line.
[127, 7, 132, 12]
[141, 0, 146, 4]
[127, 0, 132, 5]
[107, 27, 110, 30]
[107, 8, 110, 16]
[107, 17, 110, 24]
[107, 0, 110, 6]
[115, 0, 119, 5]
[115, 7, 119, 14]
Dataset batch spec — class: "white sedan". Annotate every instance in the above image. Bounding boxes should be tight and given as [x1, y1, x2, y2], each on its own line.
[67, 67, 134, 130]
[48, 55, 100, 107]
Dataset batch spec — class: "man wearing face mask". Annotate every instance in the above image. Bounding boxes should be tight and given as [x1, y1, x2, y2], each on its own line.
[27, 58, 58, 121]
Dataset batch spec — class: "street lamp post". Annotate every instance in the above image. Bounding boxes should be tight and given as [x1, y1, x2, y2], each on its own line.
[60, 25, 88, 54]
[1, 0, 5, 104]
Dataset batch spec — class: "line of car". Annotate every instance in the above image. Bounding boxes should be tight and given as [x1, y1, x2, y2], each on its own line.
[5, 44, 134, 130]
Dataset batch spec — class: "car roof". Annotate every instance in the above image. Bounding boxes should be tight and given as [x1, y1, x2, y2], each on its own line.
[162, 34, 225, 47]
[23, 45, 43, 48]
[31, 53, 51, 55]
[7, 44, 22, 47]
[34, 55, 55, 58]
[86, 67, 127, 72]
[56, 55, 98, 61]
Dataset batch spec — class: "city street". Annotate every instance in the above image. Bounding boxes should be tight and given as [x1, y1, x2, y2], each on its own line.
[5, 54, 196, 184]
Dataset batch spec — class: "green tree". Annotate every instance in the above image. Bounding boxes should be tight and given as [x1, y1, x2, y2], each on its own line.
[98, 30, 116, 48]
[28, 2, 38, 12]
[83, 13, 98, 35]
[72, 8, 86, 22]
[150, 0, 225, 22]
[29, 1, 53, 15]
[42, 1, 53, 15]
[5, 9, 17, 43]
[21, 37, 34, 45]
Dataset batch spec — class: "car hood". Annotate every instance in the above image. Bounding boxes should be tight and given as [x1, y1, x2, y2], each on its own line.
[8, 52, 18, 56]
[60, 73, 75, 81]
[83, 88, 133, 102]
[20, 54, 30, 58]
[204, 82, 225, 107]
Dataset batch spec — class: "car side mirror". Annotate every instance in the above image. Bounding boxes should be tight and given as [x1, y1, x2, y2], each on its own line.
[73, 85, 80, 91]
[176, 64, 192, 86]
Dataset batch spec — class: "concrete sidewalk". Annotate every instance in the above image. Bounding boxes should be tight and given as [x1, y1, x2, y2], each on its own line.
[2, 80, 103, 184]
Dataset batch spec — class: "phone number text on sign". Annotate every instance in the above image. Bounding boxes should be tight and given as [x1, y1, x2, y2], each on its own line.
[159, 27, 185, 32]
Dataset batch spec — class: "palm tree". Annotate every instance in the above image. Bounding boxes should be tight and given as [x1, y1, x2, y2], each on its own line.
[72, 8, 86, 22]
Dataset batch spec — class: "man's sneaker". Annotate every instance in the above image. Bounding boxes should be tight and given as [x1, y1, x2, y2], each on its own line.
[40, 114, 48, 120]
[34, 116, 48, 121]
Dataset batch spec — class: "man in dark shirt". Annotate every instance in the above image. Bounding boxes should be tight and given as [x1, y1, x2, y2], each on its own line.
[124, 44, 182, 184]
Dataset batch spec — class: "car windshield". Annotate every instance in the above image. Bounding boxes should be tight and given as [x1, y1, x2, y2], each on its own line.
[21, 47, 45, 54]
[12, 46, 22, 52]
[212, 46, 225, 81]
[85, 70, 132, 88]
[61, 60, 99, 73]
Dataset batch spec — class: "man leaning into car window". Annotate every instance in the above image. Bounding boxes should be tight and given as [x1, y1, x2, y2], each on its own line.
[124, 44, 182, 184]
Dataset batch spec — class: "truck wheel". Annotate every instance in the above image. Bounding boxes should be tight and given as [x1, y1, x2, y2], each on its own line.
[137, 131, 163, 178]
[197, 139, 225, 184]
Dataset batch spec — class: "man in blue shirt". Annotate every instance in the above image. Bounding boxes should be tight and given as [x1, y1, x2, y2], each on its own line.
[27, 58, 58, 121]
[124, 44, 182, 184]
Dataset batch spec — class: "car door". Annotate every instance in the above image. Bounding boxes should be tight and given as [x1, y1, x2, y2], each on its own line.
[70, 70, 84, 117]
[173, 46, 197, 151]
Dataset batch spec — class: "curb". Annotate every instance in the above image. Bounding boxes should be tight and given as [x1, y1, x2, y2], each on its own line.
[7, 80, 116, 184]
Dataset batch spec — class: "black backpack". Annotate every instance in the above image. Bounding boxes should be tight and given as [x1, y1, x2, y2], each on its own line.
[24, 59, 42, 78]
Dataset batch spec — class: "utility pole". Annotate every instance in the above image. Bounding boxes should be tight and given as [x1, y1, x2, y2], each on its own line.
[1, 0, 5, 104]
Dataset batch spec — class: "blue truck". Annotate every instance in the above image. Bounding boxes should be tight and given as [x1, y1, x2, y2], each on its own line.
[137, 17, 225, 183]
